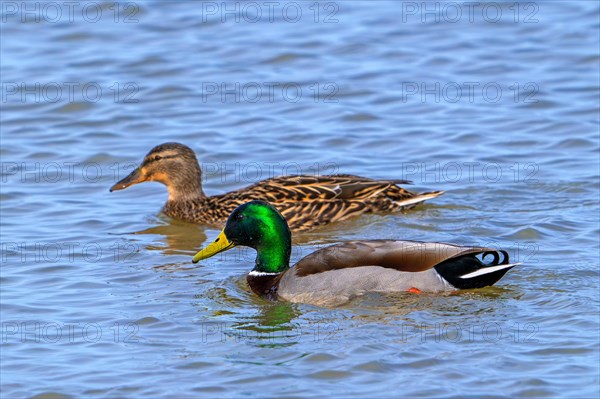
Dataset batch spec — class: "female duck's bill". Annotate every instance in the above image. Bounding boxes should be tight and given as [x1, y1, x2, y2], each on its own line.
[192, 201, 519, 306]
[109, 167, 144, 192]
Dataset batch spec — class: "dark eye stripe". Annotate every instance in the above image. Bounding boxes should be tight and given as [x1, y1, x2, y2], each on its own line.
[144, 154, 177, 165]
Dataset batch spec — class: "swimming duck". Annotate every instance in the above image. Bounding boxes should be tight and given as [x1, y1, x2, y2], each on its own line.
[110, 142, 443, 232]
[192, 201, 519, 306]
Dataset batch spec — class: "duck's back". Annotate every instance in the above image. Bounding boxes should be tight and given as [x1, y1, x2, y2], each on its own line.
[209, 174, 442, 231]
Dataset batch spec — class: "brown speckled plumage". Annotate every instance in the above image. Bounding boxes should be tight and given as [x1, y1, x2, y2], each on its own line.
[110, 142, 443, 232]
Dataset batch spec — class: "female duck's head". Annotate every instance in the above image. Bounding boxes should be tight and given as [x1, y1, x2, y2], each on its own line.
[193, 201, 292, 273]
[109, 142, 204, 201]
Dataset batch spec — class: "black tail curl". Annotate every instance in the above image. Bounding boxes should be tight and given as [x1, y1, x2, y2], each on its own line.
[434, 250, 515, 289]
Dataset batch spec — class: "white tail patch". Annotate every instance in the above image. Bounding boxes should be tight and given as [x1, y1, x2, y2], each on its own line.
[393, 191, 444, 207]
[460, 263, 521, 279]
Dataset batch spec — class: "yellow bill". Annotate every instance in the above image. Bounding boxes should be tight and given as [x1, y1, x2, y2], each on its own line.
[192, 230, 236, 263]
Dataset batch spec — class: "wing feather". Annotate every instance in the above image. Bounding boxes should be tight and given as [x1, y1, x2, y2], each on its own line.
[206, 174, 442, 231]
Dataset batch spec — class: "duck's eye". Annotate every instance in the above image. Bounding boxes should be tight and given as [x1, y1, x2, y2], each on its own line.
[154, 155, 162, 161]
[236, 214, 244, 221]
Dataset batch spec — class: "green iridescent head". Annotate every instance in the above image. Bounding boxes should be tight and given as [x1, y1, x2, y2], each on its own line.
[192, 201, 292, 273]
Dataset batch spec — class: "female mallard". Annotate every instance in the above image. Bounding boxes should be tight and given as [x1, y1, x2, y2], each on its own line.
[110, 142, 443, 232]
[192, 201, 519, 306]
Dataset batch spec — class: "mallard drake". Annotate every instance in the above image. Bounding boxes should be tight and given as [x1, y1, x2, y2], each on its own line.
[109, 142, 443, 232]
[192, 201, 519, 306]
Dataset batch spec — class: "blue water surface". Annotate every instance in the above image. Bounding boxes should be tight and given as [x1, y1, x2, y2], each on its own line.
[1, 1, 599, 398]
